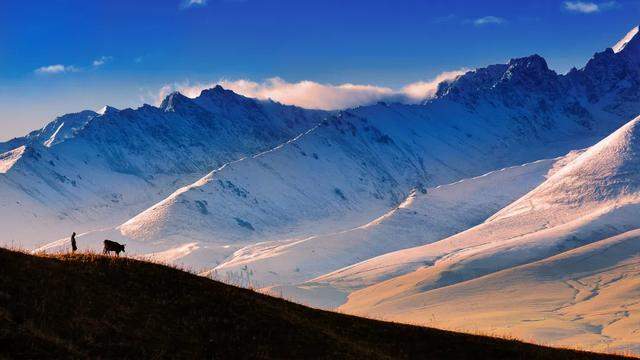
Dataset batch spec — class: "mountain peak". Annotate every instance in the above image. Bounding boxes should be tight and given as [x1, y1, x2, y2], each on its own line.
[506, 54, 549, 72]
[36, 110, 99, 147]
[499, 54, 557, 89]
[97, 105, 119, 115]
[198, 85, 240, 100]
[612, 25, 640, 53]
[193, 85, 257, 112]
[159, 91, 191, 112]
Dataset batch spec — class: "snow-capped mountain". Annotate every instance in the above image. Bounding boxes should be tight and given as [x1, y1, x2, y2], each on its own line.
[114, 89, 602, 266]
[0, 87, 324, 247]
[213, 155, 569, 299]
[326, 114, 640, 296]
[0, 110, 99, 153]
[116, 26, 640, 273]
[26, 26, 640, 276]
[337, 114, 640, 353]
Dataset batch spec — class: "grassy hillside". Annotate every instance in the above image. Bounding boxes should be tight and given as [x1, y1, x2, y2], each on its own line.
[0, 248, 627, 359]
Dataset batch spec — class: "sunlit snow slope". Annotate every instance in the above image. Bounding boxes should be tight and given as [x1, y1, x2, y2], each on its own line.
[28, 26, 640, 284]
[102, 28, 640, 277]
[213, 154, 576, 306]
[339, 115, 640, 354]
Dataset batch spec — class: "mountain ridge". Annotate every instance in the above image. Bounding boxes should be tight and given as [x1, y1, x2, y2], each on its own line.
[0, 89, 325, 247]
[105, 26, 640, 282]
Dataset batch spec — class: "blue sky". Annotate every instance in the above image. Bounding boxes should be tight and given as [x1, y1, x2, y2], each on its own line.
[0, 0, 639, 140]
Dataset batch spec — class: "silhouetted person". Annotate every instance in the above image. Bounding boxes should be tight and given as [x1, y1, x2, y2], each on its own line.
[71, 232, 77, 252]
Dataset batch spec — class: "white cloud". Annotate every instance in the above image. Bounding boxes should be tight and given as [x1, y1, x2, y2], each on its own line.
[401, 70, 468, 100]
[182, 0, 207, 8]
[221, 78, 395, 110]
[563, 1, 618, 13]
[92, 56, 113, 67]
[34, 57, 114, 75]
[152, 70, 468, 110]
[34, 64, 78, 75]
[473, 16, 506, 26]
[154, 84, 175, 106]
[433, 14, 457, 24]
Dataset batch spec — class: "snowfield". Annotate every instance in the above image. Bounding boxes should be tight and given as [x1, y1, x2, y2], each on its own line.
[215, 155, 569, 305]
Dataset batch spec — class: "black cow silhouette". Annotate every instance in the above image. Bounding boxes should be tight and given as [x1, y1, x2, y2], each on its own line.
[103, 239, 126, 256]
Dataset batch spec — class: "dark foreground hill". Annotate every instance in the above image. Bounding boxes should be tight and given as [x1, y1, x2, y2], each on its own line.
[0, 248, 627, 359]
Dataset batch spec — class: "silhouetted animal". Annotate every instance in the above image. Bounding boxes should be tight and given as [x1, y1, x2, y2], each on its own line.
[71, 232, 77, 252]
[103, 240, 125, 256]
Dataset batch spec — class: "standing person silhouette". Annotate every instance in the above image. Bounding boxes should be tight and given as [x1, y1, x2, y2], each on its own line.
[71, 232, 77, 253]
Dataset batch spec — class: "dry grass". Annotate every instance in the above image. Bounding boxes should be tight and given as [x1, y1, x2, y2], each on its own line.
[0, 248, 630, 359]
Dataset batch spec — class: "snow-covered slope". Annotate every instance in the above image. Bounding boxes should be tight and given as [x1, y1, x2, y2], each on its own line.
[337, 115, 640, 354]
[28, 26, 640, 283]
[0, 87, 323, 248]
[613, 25, 639, 53]
[330, 115, 640, 297]
[95, 26, 640, 276]
[212, 155, 569, 300]
[0, 110, 98, 154]
[116, 89, 603, 265]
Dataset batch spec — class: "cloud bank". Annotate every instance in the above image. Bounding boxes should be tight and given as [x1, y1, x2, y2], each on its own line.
[473, 16, 506, 26]
[34, 57, 113, 75]
[92, 56, 113, 67]
[34, 64, 78, 75]
[154, 70, 468, 110]
[182, 0, 207, 8]
[563, 1, 618, 13]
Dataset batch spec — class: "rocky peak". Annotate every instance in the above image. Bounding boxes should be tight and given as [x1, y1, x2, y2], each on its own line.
[500, 55, 557, 85]
[159, 91, 192, 112]
[97, 106, 120, 116]
[506, 54, 549, 72]
[196, 85, 251, 105]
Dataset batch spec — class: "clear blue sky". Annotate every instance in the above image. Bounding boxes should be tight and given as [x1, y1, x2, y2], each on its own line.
[0, 0, 638, 140]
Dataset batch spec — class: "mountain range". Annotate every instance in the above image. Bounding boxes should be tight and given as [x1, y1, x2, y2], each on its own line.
[4, 24, 640, 355]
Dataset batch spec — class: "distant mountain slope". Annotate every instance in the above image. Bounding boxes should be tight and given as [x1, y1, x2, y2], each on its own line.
[109, 28, 640, 274]
[197, 25, 640, 298]
[115, 90, 599, 264]
[0, 248, 622, 359]
[0, 87, 323, 247]
[30, 26, 640, 285]
[337, 115, 640, 355]
[327, 115, 640, 297]
[0, 110, 99, 154]
[211, 154, 573, 307]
